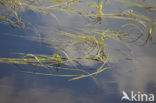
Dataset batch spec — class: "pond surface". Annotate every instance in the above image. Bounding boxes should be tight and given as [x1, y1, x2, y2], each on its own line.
[0, 0, 156, 103]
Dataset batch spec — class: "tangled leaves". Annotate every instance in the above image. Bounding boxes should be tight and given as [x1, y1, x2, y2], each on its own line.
[0, 0, 156, 80]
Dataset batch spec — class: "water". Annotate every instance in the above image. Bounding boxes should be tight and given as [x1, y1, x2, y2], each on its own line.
[0, 0, 156, 103]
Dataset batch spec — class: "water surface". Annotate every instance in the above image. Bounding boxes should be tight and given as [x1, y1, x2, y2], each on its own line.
[0, 0, 156, 103]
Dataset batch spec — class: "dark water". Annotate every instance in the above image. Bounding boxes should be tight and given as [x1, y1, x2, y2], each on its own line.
[0, 0, 156, 103]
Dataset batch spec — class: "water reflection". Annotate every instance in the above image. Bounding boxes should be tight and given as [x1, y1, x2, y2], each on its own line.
[0, 0, 156, 103]
[0, 77, 96, 103]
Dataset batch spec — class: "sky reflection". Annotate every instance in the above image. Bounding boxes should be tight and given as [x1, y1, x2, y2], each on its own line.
[0, 0, 156, 103]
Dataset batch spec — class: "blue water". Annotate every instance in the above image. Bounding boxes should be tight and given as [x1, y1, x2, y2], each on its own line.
[0, 0, 156, 103]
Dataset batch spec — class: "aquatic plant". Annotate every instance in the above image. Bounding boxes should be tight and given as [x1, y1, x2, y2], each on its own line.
[0, 0, 156, 80]
[0, 27, 138, 80]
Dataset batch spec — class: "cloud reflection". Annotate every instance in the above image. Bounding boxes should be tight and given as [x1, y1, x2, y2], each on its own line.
[0, 77, 95, 103]
[33, 0, 156, 95]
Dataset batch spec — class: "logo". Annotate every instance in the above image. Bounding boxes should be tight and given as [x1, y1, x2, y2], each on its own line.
[121, 91, 155, 102]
